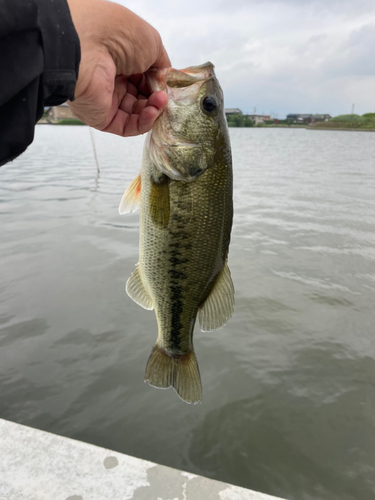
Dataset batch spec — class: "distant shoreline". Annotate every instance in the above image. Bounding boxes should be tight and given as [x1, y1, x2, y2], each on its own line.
[37, 121, 375, 132]
[228, 125, 375, 131]
[227, 125, 375, 132]
[226, 112, 375, 131]
[307, 127, 375, 132]
[38, 120, 85, 126]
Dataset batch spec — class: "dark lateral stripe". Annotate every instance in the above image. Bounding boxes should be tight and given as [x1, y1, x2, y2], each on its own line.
[168, 226, 190, 351]
[169, 283, 184, 351]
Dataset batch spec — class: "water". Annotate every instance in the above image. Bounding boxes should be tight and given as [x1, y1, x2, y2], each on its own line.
[1, 126, 375, 500]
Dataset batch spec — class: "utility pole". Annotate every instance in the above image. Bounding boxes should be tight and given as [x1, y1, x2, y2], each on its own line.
[351, 103, 355, 114]
[253, 107, 256, 115]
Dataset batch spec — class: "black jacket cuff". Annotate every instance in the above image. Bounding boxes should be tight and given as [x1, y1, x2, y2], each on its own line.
[37, 0, 81, 105]
[0, 0, 81, 166]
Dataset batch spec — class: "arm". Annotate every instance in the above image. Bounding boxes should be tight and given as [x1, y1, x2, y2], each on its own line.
[0, 0, 80, 166]
[0, 0, 170, 167]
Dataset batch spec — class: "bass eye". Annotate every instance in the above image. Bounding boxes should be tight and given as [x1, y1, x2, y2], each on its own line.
[202, 96, 218, 113]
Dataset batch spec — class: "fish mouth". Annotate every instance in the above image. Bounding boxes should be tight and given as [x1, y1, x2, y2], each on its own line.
[145, 62, 216, 182]
[146, 62, 215, 93]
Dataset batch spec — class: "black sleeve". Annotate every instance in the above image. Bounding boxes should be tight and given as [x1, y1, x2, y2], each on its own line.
[0, 0, 81, 166]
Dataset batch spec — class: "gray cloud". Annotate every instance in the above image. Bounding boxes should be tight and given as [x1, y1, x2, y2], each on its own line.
[127, 0, 375, 19]
[116, 0, 375, 117]
[329, 24, 375, 76]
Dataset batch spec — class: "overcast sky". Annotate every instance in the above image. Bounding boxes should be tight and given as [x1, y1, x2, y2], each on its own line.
[117, 0, 375, 118]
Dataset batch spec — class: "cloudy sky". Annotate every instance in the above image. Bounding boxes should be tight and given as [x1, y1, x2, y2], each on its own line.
[117, 0, 375, 118]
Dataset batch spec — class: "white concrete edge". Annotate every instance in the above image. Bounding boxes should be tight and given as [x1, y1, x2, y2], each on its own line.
[0, 418, 287, 500]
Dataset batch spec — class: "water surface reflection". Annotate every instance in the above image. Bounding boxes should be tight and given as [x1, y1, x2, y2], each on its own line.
[0, 126, 374, 499]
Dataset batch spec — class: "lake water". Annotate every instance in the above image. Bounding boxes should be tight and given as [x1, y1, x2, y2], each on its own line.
[1, 126, 375, 500]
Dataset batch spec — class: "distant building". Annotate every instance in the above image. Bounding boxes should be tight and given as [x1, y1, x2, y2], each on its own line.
[225, 108, 243, 116]
[246, 114, 271, 125]
[310, 114, 332, 123]
[48, 102, 75, 121]
[287, 113, 331, 124]
[287, 113, 313, 123]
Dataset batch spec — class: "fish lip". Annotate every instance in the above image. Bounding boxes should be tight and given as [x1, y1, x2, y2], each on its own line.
[181, 61, 215, 78]
[146, 62, 215, 93]
[145, 67, 169, 93]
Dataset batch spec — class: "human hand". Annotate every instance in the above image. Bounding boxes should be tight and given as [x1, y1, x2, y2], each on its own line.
[66, 0, 170, 136]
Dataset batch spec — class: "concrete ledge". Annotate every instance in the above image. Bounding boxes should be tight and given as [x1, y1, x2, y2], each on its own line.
[0, 418, 285, 500]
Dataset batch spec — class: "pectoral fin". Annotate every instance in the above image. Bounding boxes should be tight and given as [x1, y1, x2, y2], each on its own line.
[198, 262, 234, 332]
[126, 264, 154, 310]
[149, 175, 170, 227]
[118, 173, 141, 214]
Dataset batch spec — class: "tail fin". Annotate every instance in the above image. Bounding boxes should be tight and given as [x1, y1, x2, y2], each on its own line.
[144, 344, 202, 404]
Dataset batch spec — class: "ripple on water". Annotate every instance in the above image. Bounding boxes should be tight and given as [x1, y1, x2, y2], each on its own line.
[1, 126, 375, 500]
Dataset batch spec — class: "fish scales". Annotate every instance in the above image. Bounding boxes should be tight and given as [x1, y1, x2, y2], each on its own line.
[119, 62, 234, 403]
[141, 146, 232, 354]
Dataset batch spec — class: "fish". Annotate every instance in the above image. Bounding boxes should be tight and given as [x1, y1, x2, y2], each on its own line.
[119, 62, 234, 404]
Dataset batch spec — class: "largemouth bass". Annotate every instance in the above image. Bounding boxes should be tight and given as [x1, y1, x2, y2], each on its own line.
[119, 62, 234, 404]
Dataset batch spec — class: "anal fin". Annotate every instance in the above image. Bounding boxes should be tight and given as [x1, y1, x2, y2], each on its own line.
[145, 344, 202, 404]
[198, 261, 234, 332]
[126, 264, 154, 310]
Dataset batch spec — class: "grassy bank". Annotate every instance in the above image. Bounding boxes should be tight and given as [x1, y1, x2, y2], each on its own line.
[56, 119, 86, 125]
[226, 114, 309, 128]
[312, 113, 375, 130]
[226, 114, 254, 127]
[226, 112, 375, 130]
